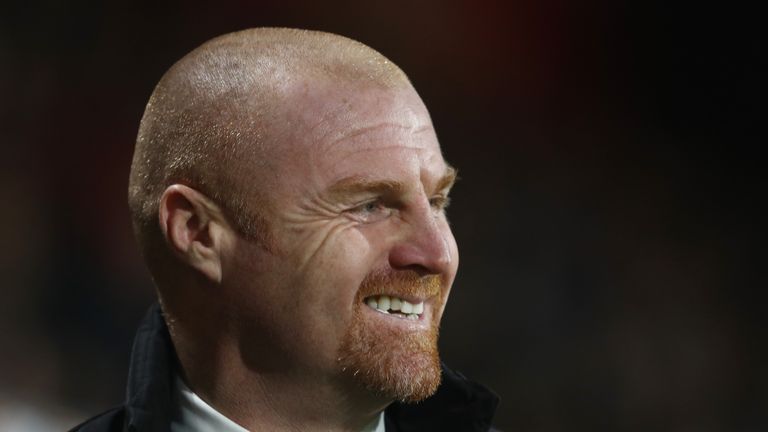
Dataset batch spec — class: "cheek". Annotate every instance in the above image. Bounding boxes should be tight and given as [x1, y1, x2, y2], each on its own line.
[228, 229, 379, 370]
[287, 227, 376, 331]
[271, 229, 379, 370]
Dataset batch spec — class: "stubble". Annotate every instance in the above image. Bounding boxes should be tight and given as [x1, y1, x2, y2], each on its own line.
[336, 270, 444, 403]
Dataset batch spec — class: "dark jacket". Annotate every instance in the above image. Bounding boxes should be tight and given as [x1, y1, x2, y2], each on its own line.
[70, 304, 499, 432]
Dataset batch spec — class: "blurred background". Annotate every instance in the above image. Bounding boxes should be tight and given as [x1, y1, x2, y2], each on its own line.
[1, 0, 764, 430]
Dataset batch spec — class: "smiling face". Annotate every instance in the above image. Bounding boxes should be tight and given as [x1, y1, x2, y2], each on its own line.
[223, 78, 458, 403]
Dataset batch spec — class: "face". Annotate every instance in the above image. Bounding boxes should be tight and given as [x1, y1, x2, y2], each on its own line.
[224, 79, 459, 402]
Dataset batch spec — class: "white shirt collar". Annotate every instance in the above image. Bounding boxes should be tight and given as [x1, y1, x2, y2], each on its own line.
[171, 374, 248, 432]
[171, 374, 386, 432]
[362, 409, 387, 432]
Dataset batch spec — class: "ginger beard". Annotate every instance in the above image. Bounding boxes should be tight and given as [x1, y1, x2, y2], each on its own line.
[337, 270, 445, 403]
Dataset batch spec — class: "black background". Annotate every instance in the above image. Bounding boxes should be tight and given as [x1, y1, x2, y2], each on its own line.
[1, 1, 764, 430]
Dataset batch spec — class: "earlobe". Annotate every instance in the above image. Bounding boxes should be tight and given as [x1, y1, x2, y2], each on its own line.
[158, 184, 230, 283]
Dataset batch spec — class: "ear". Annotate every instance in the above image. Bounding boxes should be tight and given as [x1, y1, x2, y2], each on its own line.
[158, 184, 233, 283]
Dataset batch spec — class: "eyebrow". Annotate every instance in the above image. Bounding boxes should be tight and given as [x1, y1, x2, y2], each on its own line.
[327, 165, 458, 201]
[435, 165, 458, 193]
[327, 177, 406, 201]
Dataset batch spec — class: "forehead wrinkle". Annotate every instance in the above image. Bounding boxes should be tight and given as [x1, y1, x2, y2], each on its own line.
[320, 122, 433, 152]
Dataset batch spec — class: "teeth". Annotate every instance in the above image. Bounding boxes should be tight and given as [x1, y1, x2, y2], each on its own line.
[377, 295, 390, 311]
[366, 298, 378, 309]
[401, 301, 413, 314]
[413, 302, 424, 314]
[390, 297, 402, 311]
[365, 295, 425, 317]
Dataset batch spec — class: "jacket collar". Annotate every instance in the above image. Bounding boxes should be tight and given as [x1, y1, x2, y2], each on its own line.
[124, 304, 498, 431]
[124, 303, 175, 431]
[384, 364, 499, 432]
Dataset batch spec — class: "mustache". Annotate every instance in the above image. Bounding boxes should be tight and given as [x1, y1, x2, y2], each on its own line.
[357, 269, 443, 302]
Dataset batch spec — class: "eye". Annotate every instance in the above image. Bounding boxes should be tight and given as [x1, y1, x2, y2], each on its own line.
[345, 199, 393, 223]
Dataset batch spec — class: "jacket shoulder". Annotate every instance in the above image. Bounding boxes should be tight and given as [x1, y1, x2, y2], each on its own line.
[68, 406, 125, 432]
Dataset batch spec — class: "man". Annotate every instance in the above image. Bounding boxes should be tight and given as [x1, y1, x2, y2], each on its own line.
[72, 28, 498, 431]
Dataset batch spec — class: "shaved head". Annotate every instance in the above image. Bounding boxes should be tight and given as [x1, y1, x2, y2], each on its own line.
[124, 29, 459, 423]
[128, 28, 411, 262]
[74, 25, 493, 431]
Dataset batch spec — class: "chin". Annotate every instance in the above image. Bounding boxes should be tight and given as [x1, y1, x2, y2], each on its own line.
[337, 306, 442, 403]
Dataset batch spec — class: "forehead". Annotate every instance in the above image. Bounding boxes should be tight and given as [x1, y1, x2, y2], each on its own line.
[275, 79, 447, 187]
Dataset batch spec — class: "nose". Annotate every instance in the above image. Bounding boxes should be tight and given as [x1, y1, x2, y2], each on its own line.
[388, 205, 454, 276]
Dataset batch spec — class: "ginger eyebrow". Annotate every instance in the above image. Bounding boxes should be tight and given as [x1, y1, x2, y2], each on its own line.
[327, 165, 458, 201]
[327, 177, 406, 200]
[435, 166, 458, 193]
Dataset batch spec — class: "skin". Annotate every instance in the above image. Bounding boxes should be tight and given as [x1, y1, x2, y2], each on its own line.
[158, 78, 458, 431]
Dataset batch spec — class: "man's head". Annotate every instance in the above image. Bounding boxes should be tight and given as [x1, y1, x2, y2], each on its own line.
[129, 28, 458, 405]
